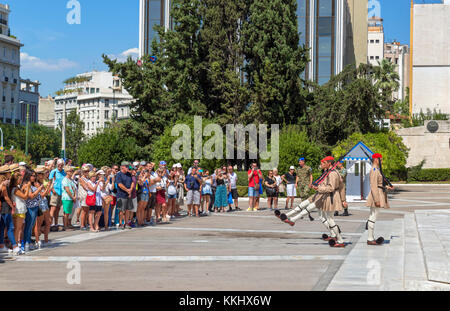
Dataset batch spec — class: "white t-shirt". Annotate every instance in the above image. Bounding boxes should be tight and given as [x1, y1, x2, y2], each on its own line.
[275, 175, 282, 186]
[149, 171, 157, 193]
[155, 176, 167, 191]
[12, 187, 27, 214]
[229, 172, 238, 189]
[88, 180, 102, 206]
[98, 181, 108, 198]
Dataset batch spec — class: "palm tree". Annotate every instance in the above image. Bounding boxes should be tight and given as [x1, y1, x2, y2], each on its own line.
[373, 59, 400, 111]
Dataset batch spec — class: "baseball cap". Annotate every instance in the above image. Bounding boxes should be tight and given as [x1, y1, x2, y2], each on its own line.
[121, 161, 130, 166]
[289, 166, 295, 170]
[160, 161, 167, 166]
[298, 157, 305, 162]
[140, 161, 147, 166]
[57, 159, 65, 165]
[19, 162, 27, 166]
[133, 161, 140, 167]
[96, 170, 105, 175]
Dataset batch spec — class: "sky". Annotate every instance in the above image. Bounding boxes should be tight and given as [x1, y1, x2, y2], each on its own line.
[6, 0, 419, 97]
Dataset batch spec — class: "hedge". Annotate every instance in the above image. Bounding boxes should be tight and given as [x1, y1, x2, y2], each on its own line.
[407, 168, 450, 182]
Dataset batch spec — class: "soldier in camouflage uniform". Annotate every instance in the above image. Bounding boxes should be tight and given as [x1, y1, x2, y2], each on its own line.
[335, 160, 349, 216]
[296, 158, 313, 200]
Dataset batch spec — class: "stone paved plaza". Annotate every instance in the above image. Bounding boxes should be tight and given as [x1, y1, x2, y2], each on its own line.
[0, 185, 449, 291]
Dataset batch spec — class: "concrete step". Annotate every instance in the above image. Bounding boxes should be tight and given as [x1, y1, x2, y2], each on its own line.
[327, 220, 395, 291]
[380, 218, 404, 290]
[415, 210, 450, 285]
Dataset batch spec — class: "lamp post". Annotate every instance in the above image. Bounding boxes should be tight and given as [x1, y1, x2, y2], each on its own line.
[20, 100, 29, 155]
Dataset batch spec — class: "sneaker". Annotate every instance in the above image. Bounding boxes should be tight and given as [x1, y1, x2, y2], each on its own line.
[0, 247, 9, 253]
[36, 241, 42, 249]
[12, 247, 24, 256]
[116, 224, 120, 230]
[247, 207, 253, 211]
[24, 243, 30, 252]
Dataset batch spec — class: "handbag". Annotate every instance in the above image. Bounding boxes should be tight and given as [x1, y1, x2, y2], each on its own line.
[86, 193, 96, 206]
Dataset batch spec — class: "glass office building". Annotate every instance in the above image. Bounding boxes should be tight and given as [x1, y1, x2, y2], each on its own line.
[297, 0, 347, 85]
[139, 0, 171, 58]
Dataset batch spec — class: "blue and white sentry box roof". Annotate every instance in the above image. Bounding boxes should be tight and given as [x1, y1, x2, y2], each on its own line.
[343, 141, 374, 162]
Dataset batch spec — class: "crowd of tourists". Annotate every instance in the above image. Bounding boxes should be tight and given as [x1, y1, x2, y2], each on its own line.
[0, 154, 345, 256]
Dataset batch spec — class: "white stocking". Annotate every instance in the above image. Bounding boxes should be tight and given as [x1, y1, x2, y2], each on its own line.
[291, 203, 316, 222]
[326, 212, 343, 244]
[318, 209, 333, 237]
[367, 207, 379, 241]
[286, 199, 310, 217]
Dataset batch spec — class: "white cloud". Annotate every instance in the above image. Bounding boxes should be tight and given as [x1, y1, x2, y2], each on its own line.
[108, 47, 139, 62]
[20, 52, 78, 71]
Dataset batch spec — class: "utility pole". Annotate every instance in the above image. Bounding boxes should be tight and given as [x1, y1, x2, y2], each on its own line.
[61, 100, 66, 159]
[409, 0, 414, 121]
[25, 103, 29, 155]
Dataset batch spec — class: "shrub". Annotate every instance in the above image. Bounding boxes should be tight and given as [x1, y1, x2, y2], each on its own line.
[236, 186, 248, 197]
[0, 149, 31, 165]
[407, 168, 450, 182]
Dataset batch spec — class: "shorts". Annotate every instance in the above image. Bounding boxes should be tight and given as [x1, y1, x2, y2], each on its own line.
[89, 205, 102, 213]
[62, 200, 74, 215]
[156, 190, 166, 205]
[286, 184, 297, 197]
[117, 198, 133, 212]
[230, 188, 238, 200]
[131, 197, 137, 212]
[186, 190, 200, 205]
[140, 192, 150, 202]
[147, 193, 156, 210]
[167, 193, 177, 199]
[13, 213, 26, 219]
[50, 194, 62, 208]
[248, 187, 259, 197]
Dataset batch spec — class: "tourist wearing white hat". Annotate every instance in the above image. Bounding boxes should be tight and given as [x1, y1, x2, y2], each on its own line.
[282, 166, 298, 210]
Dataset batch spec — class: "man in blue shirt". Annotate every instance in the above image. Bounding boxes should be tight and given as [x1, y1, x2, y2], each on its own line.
[184, 167, 202, 217]
[115, 162, 134, 229]
[49, 159, 66, 229]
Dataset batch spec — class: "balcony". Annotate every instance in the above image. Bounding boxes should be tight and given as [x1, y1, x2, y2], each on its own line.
[0, 19, 7, 26]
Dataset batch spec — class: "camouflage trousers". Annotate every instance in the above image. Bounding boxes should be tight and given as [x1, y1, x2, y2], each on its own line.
[297, 183, 310, 200]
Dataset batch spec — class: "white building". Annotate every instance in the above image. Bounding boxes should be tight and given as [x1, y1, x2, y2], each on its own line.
[367, 16, 384, 66]
[412, 0, 450, 115]
[384, 41, 410, 102]
[54, 71, 134, 137]
[38, 95, 55, 128]
[0, 3, 39, 125]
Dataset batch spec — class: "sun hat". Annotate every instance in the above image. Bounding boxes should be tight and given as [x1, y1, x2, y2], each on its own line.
[289, 166, 295, 170]
[8, 163, 19, 172]
[88, 171, 96, 178]
[64, 166, 75, 172]
[34, 166, 46, 174]
[0, 165, 9, 174]
[96, 170, 105, 175]
[140, 161, 147, 166]
[19, 162, 27, 166]
[133, 161, 140, 167]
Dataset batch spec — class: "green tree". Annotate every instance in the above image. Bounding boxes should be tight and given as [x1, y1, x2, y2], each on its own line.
[373, 59, 400, 112]
[274, 125, 323, 174]
[78, 127, 142, 167]
[199, 0, 249, 125]
[58, 110, 85, 165]
[306, 64, 384, 146]
[150, 116, 226, 171]
[332, 131, 409, 179]
[242, 0, 309, 125]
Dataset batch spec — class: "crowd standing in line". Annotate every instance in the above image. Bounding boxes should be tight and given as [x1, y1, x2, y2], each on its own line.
[0, 155, 349, 256]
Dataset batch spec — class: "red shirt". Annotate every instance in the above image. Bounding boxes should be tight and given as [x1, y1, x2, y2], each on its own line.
[248, 169, 261, 187]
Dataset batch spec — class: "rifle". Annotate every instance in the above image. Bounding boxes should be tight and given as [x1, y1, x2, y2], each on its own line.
[360, 148, 393, 189]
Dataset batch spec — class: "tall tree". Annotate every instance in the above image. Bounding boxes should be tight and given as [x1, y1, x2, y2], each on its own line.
[103, 0, 205, 145]
[199, 0, 249, 125]
[373, 58, 400, 112]
[242, 0, 308, 125]
[59, 110, 85, 164]
[306, 64, 384, 146]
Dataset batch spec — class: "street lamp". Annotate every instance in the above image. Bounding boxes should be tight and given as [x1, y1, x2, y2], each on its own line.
[19, 100, 29, 155]
[0, 127, 4, 152]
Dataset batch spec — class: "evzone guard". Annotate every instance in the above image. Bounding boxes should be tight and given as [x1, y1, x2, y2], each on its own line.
[275, 156, 346, 248]
[365, 153, 394, 245]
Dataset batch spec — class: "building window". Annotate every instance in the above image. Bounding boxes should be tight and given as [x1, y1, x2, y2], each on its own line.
[370, 56, 374, 60]
[105, 110, 109, 119]
[376, 40, 380, 43]
[375, 56, 380, 60]
[370, 40, 374, 44]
